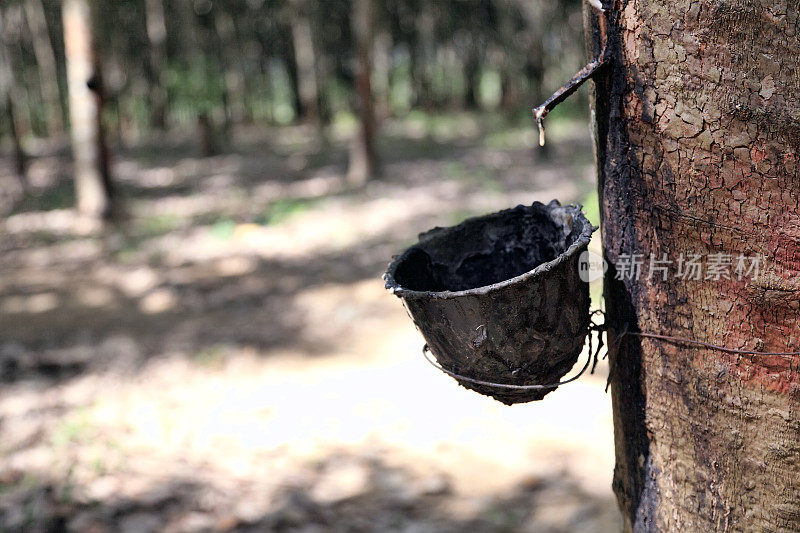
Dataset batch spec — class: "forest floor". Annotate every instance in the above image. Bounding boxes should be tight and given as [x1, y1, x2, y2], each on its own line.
[0, 112, 619, 532]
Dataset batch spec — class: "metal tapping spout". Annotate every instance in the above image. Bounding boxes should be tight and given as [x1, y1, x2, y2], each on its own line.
[533, 0, 609, 146]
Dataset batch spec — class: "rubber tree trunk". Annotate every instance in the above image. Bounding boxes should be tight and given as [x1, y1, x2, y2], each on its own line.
[591, 1, 800, 531]
[347, 0, 378, 187]
[63, 0, 113, 220]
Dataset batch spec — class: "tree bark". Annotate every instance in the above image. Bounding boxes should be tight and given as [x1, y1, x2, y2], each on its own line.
[63, 0, 113, 220]
[347, 0, 378, 187]
[592, 1, 800, 531]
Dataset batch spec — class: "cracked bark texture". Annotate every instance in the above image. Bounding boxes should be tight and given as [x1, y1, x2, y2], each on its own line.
[589, 1, 800, 531]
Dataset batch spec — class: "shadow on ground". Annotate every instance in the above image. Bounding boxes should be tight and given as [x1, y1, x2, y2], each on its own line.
[0, 114, 613, 532]
[2, 452, 619, 532]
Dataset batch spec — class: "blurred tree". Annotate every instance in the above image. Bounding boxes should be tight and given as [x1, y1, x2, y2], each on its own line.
[23, 0, 65, 135]
[372, 25, 393, 119]
[196, 1, 231, 133]
[461, 2, 490, 110]
[144, 0, 168, 130]
[191, 0, 224, 155]
[288, 0, 320, 124]
[0, 0, 588, 163]
[214, 8, 248, 126]
[63, 0, 114, 219]
[411, 0, 435, 109]
[495, 0, 521, 110]
[347, 0, 379, 186]
[0, 13, 27, 182]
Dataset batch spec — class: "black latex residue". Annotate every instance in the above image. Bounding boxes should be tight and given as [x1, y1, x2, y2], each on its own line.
[394, 204, 577, 292]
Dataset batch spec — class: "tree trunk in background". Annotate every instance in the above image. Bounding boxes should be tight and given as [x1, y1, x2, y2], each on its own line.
[373, 30, 393, 119]
[347, 0, 378, 187]
[24, 0, 65, 136]
[144, 0, 168, 130]
[63, 0, 113, 220]
[592, 1, 800, 531]
[496, 0, 518, 111]
[197, 112, 218, 157]
[525, 38, 548, 160]
[4, 93, 27, 180]
[518, 0, 548, 158]
[0, 15, 27, 182]
[0, 80, 26, 182]
[284, 37, 303, 123]
[215, 11, 247, 126]
[411, 3, 434, 109]
[463, 44, 481, 110]
[289, 0, 319, 124]
[211, 10, 233, 133]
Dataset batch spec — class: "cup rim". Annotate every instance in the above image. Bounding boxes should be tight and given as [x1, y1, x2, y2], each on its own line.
[383, 201, 597, 300]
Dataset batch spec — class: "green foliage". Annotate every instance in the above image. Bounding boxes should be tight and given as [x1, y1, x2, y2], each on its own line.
[6, 0, 589, 141]
[192, 344, 228, 367]
[11, 185, 74, 214]
[447, 208, 481, 225]
[210, 218, 237, 241]
[389, 58, 414, 114]
[581, 190, 600, 228]
[139, 214, 182, 237]
[444, 158, 501, 192]
[267, 60, 296, 125]
[479, 70, 503, 110]
[166, 58, 227, 124]
[52, 409, 93, 447]
[256, 198, 320, 226]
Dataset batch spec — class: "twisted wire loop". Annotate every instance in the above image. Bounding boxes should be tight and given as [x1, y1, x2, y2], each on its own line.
[616, 330, 800, 359]
[421, 342, 594, 391]
[419, 310, 800, 392]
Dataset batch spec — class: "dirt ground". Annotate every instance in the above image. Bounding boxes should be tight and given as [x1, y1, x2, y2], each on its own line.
[0, 114, 620, 532]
